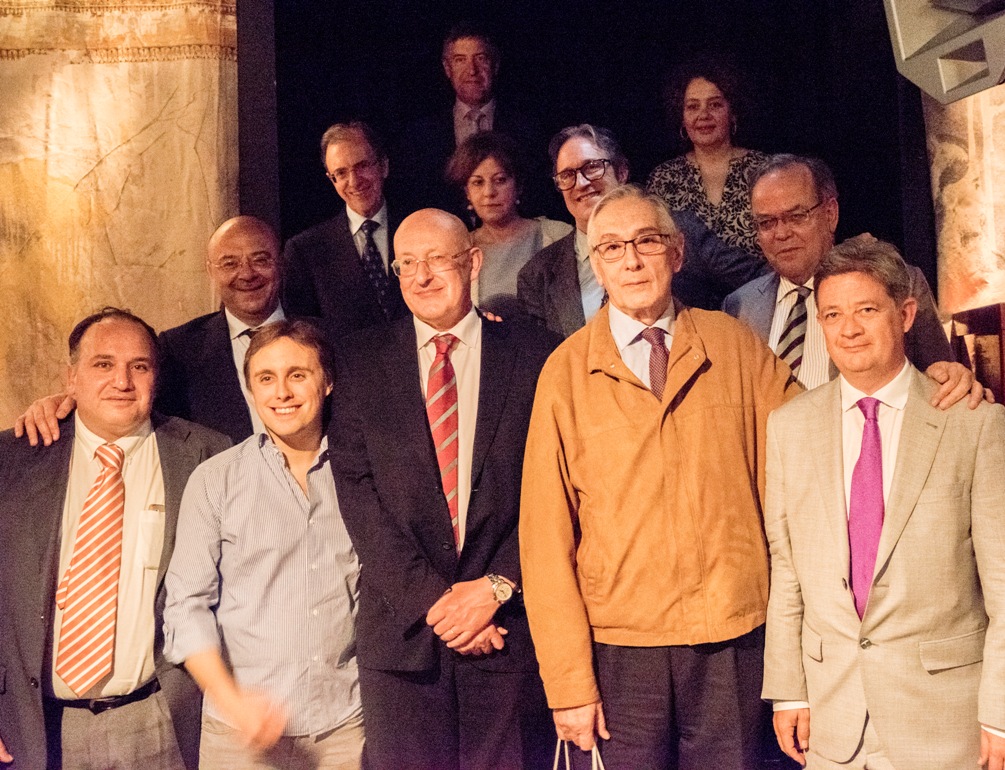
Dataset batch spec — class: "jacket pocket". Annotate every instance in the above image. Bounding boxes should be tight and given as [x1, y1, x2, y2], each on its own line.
[802, 623, 823, 662]
[919, 627, 985, 672]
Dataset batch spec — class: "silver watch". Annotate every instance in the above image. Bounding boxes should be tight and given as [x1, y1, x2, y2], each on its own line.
[486, 573, 514, 604]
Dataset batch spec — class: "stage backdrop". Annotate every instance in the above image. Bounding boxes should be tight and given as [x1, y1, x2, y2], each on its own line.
[0, 0, 237, 427]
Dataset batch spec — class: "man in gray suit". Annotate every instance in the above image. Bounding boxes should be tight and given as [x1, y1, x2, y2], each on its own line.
[722, 154, 957, 392]
[762, 238, 1005, 769]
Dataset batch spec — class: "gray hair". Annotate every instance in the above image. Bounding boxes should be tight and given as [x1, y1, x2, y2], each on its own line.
[547, 124, 629, 179]
[587, 184, 680, 248]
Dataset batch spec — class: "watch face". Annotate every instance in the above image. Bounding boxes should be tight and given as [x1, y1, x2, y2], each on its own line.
[495, 582, 514, 602]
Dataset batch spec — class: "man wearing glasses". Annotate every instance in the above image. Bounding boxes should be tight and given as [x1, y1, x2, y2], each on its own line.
[517, 124, 765, 339]
[328, 208, 557, 770]
[520, 184, 801, 768]
[282, 121, 409, 337]
[723, 154, 959, 393]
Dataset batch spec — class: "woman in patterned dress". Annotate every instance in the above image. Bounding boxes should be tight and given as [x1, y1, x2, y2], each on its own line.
[647, 60, 766, 258]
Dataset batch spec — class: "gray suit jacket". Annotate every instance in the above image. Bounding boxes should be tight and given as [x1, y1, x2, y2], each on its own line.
[0, 414, 230, 770]
[762, 368, 1005, 768]
[721, 267, 954, 373]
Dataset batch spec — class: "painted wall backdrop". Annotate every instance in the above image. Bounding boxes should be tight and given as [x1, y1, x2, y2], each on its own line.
[0, 0, 238, 427]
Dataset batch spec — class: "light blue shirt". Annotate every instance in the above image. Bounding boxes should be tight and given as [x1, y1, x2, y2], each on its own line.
[576, 229, 605, 322]
[164, 434, 360, 736]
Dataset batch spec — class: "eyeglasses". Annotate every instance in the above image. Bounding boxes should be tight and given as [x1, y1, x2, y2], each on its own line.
[326, 158, 381, 185]
[592, 233, 674, 262]
[391, 247, 472, 277]
[553, 158, 612, 191]
[753, 201, 825, 234]
[209, 254, 277, 273]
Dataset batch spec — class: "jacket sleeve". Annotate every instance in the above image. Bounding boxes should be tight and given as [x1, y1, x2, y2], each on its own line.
[905, 265, 954, 370]
[281, 237, 322, 319]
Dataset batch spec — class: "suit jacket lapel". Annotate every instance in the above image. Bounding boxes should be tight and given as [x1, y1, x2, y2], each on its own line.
[153, 414, 193, 590]
[548, 234, 587, 337]
[386, 318, 442, 472]
[873, 370, 946, 577]
[39, 422, 76, 617]
[752, 274, 779, 342]
[811, 381, 852, 581]
[470, 318, 514, 488]
[204, 312, 253, 440]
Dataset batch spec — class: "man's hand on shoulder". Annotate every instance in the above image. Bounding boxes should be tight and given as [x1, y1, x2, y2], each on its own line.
[554, 701, 610, 752]
[13, 392, 75, 446]
[0, 733, 12, 764]
[425, 577, 501, 650]
[980, 727, 1005, 770]
[924, 361, 992, 410]
[772, 708, 810, 766]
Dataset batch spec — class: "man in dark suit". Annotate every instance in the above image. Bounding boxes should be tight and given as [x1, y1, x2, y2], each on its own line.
[328, 208, 557, 770]
[394, 23, 547, 217]
[282, 121, 409, 336]
[16, 215, 287, 446]
[0, 308, 229, 770]
[722, 154, 959, 392]
[518, 124, 766, 339]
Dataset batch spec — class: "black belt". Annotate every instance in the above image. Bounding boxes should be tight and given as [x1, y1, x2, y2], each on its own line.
[51, 677, 160, 715]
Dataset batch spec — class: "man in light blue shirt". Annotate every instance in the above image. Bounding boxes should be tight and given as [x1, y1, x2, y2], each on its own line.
[164, 319, 362, 770]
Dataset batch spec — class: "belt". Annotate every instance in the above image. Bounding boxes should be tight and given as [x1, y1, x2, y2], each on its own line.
[52, 677, 160, 715]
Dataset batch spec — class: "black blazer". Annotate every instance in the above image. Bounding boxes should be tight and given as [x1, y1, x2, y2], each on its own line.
[328, 315, 559, 674]
[281, 207, 408, 338]
[0, 414, 230, 770]
[157, 311, 254, 444]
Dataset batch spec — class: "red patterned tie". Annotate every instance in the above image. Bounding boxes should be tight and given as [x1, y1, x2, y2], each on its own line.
[426, 334, 461, 549]
[641, 327, 668, 400]
[55, 442, 126, 696]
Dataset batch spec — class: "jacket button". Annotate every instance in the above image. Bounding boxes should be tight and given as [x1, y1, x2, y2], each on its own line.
[29, 677, 39, 688]
[859, 638, 872, 649]
[442, 542, 453, 551]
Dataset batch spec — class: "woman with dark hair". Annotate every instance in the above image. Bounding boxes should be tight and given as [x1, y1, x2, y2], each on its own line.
[647, 58, 766, 257]
[446, 131, 571, 316]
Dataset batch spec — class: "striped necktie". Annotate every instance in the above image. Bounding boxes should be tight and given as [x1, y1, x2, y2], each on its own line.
[360, 219, 393, 318]
[777, 285, 812, 376]
[55, 442, 127, 696]
[426, 334, 461, 549]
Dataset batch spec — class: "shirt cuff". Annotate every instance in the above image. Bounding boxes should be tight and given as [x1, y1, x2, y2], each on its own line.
[773, 700, 810, 712]
[983, 724, 1005, 739]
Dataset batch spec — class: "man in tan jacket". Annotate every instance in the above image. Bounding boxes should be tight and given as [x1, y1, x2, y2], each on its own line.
[520, 185, 801, 769]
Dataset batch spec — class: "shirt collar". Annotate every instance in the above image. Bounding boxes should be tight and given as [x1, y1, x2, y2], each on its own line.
[776, 275, 815, 305]
[74, 411, 152, 462]
[257, 431, 330, 472]
[346, 200, 388, 236]
[413, 307, 481, 353]
[575, 229, 591, 264]
[453, 98, 496, 123]
[840, 359, 912, 413]
[225, 304, 286, 341]
[608, 301, 676, 356]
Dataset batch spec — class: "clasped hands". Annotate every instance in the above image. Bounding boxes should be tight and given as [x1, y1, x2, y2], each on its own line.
[425, 577, 507, 656]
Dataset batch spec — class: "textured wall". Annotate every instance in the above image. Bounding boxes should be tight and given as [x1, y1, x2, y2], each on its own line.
[0, 0, 237, 427]
[923, 86, 1005, 315]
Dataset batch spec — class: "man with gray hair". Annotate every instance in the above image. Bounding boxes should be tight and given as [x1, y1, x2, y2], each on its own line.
[520, 184, 800, 768]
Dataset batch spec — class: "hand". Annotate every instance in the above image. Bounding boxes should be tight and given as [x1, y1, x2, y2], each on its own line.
[455, 623, 508, 655]
[426, 577, 499, 649]
[0, 733, 12, 764]
[481, 311, 503, 323]
[773, 708, 810, 766]
[13, 393, 74, 446]
[924, 362, 988, 410]
[554, 702, 610, 752]
[224, 690, 287, 753]
[980, 728, 1005, 770]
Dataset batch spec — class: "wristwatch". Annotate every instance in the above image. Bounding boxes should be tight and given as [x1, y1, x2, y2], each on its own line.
[486, 573, 514, 604]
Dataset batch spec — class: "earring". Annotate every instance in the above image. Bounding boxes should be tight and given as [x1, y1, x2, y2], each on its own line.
[679, 124, 688, 141]
[731, 118, 738, 136]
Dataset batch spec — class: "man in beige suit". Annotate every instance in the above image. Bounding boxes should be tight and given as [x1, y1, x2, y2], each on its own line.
[762, 238, 1005, 769]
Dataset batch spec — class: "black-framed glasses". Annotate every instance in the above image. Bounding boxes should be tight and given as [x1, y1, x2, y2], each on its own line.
[553, 158, 612, 191]
[592, 233, 674, 262]
[753, 201, 825, 234]
[391, 247, 472, 277]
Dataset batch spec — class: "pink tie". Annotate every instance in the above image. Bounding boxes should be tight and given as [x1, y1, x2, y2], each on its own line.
[55, 442, 126, 695]
[641, 327, 668, 400]
[848, 398, 884, 619]
[427, 334, 460, 549]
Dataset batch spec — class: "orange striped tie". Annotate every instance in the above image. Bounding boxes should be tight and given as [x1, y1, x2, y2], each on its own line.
[426, 334, 460, 549]
[55, 442, 126, 696]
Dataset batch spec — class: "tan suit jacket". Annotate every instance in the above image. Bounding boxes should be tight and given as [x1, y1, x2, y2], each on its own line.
[762, 366, 1005, 769]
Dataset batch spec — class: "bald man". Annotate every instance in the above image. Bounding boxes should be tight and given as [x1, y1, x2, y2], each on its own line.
[17, 216, 293, 445]
[328, 209, 558, 770]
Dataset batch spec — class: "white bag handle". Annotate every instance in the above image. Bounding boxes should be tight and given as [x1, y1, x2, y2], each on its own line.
[552, 739, 607, 770]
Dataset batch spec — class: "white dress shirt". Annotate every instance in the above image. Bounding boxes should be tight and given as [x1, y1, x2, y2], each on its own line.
[608, 302, 676, 389]
[50, 414, 164, 698]
[346, 201, 390, 271]
[415, 308, 482, 550]
[453, 99, 496, 146]
[576, 229, 605, 322]
[225, 304, 286, 435]
[768, 277, 830, 390]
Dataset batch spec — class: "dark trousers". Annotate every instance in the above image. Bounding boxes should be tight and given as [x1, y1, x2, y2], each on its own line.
[359, 645, 553, 770]
[571, 626, 767, 770]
